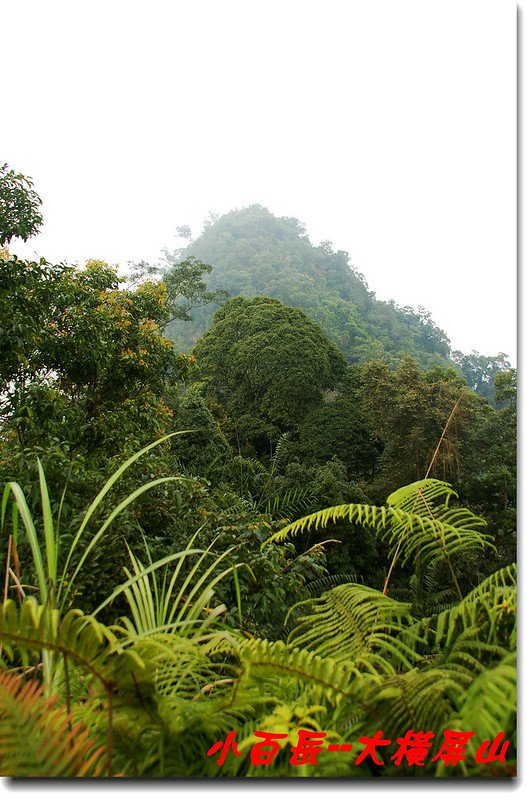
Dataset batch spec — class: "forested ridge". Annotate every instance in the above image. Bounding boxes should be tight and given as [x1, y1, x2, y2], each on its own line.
[166, 205, 454, 366]
[0, 164, 516, 777]
[164, 205, 511, 399]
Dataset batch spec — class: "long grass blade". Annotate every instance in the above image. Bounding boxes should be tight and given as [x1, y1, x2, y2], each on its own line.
[2, 483, 47, 602]
[60, 431, 192, 589]
[37, 459, 57, 585]
[161, 529, 203, 624]
[59, 476, 179, 609]
[232, 564, 243, 626]
[91, 548, 205, 618]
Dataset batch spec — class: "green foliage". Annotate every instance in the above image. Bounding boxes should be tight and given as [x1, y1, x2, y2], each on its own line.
[0, 167, 516, 778]
[273, 562, 515, 776]
[0, 460, 516, 778]
[494, 368, 517, 406]
[163, 255, 229, 322]
[0, 434, 191, 621]
[0, 163, 43, 246]
[294, 366, 379, 478]
[0, 249, 201, 608]
[287, 584, 419, 672]
[359, 357, 470, 497]
[0, 255, 188, 453]
[168, 386, 231, 477]
[237, 636, 369, 702]
[165, 205, 452, 369]
[106, 535, 242, 640]
[456, 370, 516, 564]
[451, 652, 516, 749]
[452, 350, 512, 406]
[129, 255, 229, 325]
[189, 507, 326, 639]
[411, 563, 517, 653]
[0, 598, 125, 690]
[265, 479, 492, 600]
[0, 541, 245, 776]
[194, 296, 347, 453]
[0, 671, 107, 777]
[367, 568, 517, 776]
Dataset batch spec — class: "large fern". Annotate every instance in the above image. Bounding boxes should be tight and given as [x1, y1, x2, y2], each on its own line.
[0, 672, 107, 777]
[263, 480, 492, 598]
[286, 584, 421, 673]
[409, 563, 517, 652]
[237, 638, 370, 701]
[0, 598, 146, 692]
[447, 651, 516, 773]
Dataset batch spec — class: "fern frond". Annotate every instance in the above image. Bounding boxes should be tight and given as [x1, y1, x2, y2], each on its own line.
[412, 572, 517, 652]
[433, 625, 509, 679]
[287, 584, 421, 672]
[365, 667, 467, 742]
[270, 432, 292, 472]
[128, 633, 237, 700]
[457, 562, 517, 602]
[0, 672, 107, 776]
[264, 486, 314, 520]
[263, 479, 492, 573]
[0, 598, 143, 691]
[305, 573, 364, 597]
[386, 479, 458, 513]
[237, 638, 374, 705]
[266, 501, 390, 542]
[448, 652, 516, 747]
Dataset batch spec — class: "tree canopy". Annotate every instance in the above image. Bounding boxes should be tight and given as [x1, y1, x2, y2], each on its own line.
[194, 296, 347, 453]
[0, 162, 43, 245]
[166, 205, 453, 369]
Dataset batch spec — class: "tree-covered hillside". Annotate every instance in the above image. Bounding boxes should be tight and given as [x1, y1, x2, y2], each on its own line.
[165, 205, 452, 368]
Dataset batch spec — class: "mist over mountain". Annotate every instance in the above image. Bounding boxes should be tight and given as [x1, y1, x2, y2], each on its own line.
[164, 205, 453, 369]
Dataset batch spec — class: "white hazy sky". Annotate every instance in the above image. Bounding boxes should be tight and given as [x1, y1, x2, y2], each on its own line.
[3, 0, 517, 362]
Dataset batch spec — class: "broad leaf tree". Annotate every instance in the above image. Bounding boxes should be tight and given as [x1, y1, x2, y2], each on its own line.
[193, 296, 347, 454]
[0, 162, 43, 246]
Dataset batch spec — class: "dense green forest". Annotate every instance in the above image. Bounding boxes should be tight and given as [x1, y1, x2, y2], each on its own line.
[162, 205, 511, 395]
[0, 164, 516, 777]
